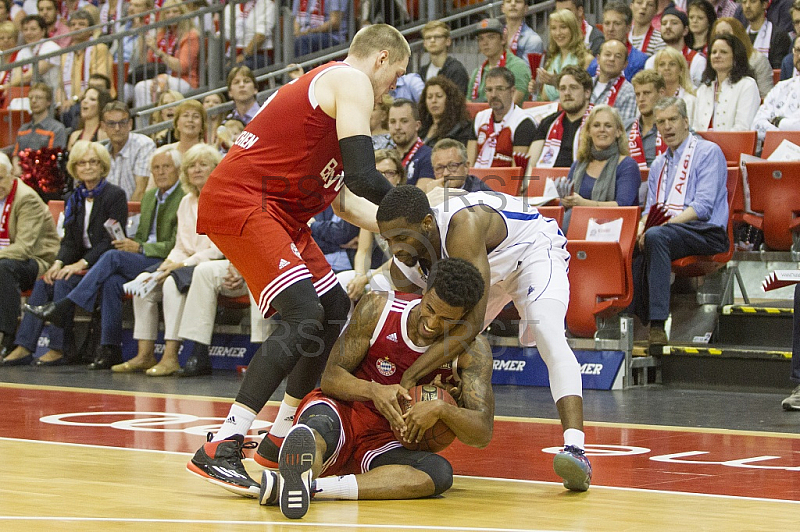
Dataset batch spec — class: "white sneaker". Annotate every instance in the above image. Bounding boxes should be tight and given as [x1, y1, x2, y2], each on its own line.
[781, 385, 800, 411]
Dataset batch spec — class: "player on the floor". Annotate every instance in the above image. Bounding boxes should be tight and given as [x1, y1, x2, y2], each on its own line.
[258, 258, 494, 519]
[186, 24, 411, 497]
[375, 185, 592, 491]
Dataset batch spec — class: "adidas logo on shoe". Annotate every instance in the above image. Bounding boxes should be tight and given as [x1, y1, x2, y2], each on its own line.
[386, 332, 398, 343]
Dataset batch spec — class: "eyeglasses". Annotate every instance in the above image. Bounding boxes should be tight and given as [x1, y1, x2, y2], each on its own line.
[423, 34, 448, 41]
[104, 119, 131, 129]
[382, 170, 400, 179]
[76, 159, 101, 168]
[433, 161, 466, 175]
[484, 85, 512, 93]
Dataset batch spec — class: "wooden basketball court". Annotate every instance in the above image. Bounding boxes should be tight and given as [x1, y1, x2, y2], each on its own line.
[1, 382, 798, 530]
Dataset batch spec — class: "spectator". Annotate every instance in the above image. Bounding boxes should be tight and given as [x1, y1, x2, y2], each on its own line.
[562, 105, 640, 230]
[102, 100, 156, 202]
[589, 39, 638, 128]
[632, 96, 729, 351]
[644, 7, 708, 86]
[418, 20, 469, 94]
[531, 9, 592, 102]
[165, 99, 207, 158]
[117, 0, 154, 105]
[310, 205, 359, 273]
[742, 0, 792, 68]
[225, 66, 260, 126]
[629, 0, 666, 55]
[0, 21, 18, 107]
[370, 94, 394, 150]
[753, 40, 800, 140]
[652, 0, 675, 31]
[223, 0, 276, 71]
[151, 90, 184, 146]
[712, 17, 774, 98]
[390, 73, 424, 103]
[2, 141, 126, 367]
[630, 70, 668, 167]
[292, 0, 347, 56]
[692, 34, 760, 131]
[60, 73, 112, 132]
[419, 76, 473, 147]
[202, 92, 227, 146]
[11, 83, 67, 174]
[0, 152, 59, 360]
[468, 18, 531, 105]
[37, 0, 70, 47]
[587, 3, 649, 81]
[118, 143, 222, 376]
[502, 0, 544, 58]
[468, 67, 535, 168]
[688, 0, 717, 55]
[736, 0, 794, 33]
[387, 99, 434, 186]
[8, 15, 61, 92]
[0, 0, 24, 28]
[415, 138, 494, 192]
[779, 3, 800, 80]
[653, 46, 698, 121]
[555, 0, 604, 55]
[215, 117, 244, 154]
[23, 145, 185, 370]
[135, 0, 200, 111]
[67, 87, 113, 150]
[526, 66, 593, 173]
[56, 10, 112, 112]
[341, 149, 405, 302]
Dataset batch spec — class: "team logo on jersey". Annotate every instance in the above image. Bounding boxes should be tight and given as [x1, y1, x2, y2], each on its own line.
[290, 243, 301, 259]
[376, 357, 396, 376]
[527, 285, 535, 296]
[386, 332, 398, 343]
[279, 259, 290, 269]
[320, 158, 345, 191]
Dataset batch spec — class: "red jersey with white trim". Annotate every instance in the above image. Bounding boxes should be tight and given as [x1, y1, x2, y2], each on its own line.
[355, 291, 455, 415]
[197, 62, 348, 236]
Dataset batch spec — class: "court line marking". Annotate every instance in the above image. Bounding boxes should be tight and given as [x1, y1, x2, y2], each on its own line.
[0, 517, 554, 531]
[2, 436, 798, 505]
[2, 382, 798, 439]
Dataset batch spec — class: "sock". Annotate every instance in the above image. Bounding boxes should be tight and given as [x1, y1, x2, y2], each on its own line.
[212, 404, 257, 442]
[312, 475, 359, 500]
[564, 428, 585, 450]
[268, 401, 299, 438]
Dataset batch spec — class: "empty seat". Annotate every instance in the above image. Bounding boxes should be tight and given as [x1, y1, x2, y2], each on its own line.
[697, 131, 757, 166]
[741, 160, 800, 251]
[469, 166, 524, 195]
[761, 130, 800, 159]
[466, 102, 489, 119]
[525, 166, 569, 205]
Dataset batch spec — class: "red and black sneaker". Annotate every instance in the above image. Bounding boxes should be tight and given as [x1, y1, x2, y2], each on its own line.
[254, 431, 284, 468]
[187, 433, 260, 497]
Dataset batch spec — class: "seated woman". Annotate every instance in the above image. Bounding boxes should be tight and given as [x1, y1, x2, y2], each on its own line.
[114, 143, 222, 376]
[529, 9, 592, 102]
[1, 141, 127, 367]
[202, 92, 227, 146]
[692, 34, 760, 132]
[562, 105, 640, 229]
[67, 87, 113, 150]
[419, 76, 473, 147]
[711, 17, 774, 99]
[165, 99, 207, 156]
[151, 90, 184, 145]
[654, 47, 698, 124]
[339, 149, 406, 301]
[687, 0, 716, 55]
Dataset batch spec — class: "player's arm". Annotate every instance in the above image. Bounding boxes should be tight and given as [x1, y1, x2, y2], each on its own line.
[404, 335, 495, 448]
[315, 67, 393, 205]
[400, 210, 491, 389]
[332, 184, 379, 233]
[320, 291, 411, 429]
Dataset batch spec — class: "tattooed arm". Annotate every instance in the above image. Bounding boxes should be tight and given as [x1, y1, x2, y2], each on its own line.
[403, 335, 495, 448]
[320, 291, 411, 430]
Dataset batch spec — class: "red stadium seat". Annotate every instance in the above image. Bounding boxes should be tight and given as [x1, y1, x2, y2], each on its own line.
[47, 200, 65, 224]
[639, 167, 648, 182]
[697, 131, 756, 166]
[218, 294, 251, 309]
[469, 166, 524, 195]
[761, 130, 800, 159]
[127, 202, 141, 215]
[1, 86, 30, 110]
[536, 205, 565, 227]
[740, 160, 800, 251]
[564, 206, 641, 337]
[525, 166, 569, 205]
[521, 101, 554, 109]
[772, 69, 781, 85]
[466, 102, 489, 119]
[0, 109, 31, 150]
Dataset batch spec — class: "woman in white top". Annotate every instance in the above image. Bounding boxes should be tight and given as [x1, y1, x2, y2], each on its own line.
[114, 144, 223, 377]
[692, 34, 760, 132]
[653, 46, 697, 124]
[711, 17, 773, 99]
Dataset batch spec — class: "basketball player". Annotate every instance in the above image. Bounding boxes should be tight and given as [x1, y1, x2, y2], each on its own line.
[187, 25, 411, 496]
[375, 185, 593, 492]
[260, 258, 495, 519]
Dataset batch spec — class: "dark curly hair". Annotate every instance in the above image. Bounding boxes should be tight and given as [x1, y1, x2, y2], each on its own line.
[376, 184, 432, 225]
[427, 257, 485, 312]
[701, 33, 754, 86]
[419, 76, 470, 140]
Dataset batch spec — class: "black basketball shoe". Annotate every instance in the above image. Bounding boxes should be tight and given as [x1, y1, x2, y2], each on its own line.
[187, 433, 260, 497]
[278, 424, 316, 519]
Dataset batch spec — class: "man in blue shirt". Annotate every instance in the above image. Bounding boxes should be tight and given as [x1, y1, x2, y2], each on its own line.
[632, 96, 729, 351]
[587, 3, 648, 83]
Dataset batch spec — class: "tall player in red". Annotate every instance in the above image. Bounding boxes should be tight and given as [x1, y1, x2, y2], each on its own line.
[188, 24, 411, 496]
[260, 258, 494, 519]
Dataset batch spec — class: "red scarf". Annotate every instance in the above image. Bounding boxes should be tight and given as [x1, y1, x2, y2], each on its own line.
[537, 104, 593, 168]
[581, 19, 589, 36]
[509, 24, 522, 55]
[682, 46, 698, 65]
[154, 29, 177, 63]
[475, 112, 515, 167]
[401, 138, 424, 167]
[471, 50, 507, 101]
[641, 25, 655, 53]
[1, 50, 18, 85]
[628, 118, 666, 169]
[0, 178, 18, 249]
[604, 75, 627, 107]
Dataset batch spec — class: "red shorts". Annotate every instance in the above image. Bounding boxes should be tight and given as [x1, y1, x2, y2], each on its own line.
[296, 389, 403, 477]
[207, 208, 338, 318]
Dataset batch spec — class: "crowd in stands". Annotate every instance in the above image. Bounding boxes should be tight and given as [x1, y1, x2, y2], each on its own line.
[1, 0, 800, 378]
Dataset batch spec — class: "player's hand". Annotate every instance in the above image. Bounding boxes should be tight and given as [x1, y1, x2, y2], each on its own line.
[370, 383, 410, 433]
[403, 400, 442, 444]
[431, 374, 462, 404]
[346, 274, 369, 301]
[399, 373, 417, 392]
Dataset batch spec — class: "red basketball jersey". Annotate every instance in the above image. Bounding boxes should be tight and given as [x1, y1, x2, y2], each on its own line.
[197, 62, 348, 236]
[355, 292, 455, 415]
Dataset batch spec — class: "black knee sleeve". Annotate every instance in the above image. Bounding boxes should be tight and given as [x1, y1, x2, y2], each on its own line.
[370, 447, 454, 496]
[297, 403, 341, 463]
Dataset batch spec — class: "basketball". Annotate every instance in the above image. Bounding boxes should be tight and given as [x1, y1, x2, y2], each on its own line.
[393, 384, 457, 452]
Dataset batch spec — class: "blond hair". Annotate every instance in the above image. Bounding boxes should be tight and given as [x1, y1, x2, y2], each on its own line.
[544, 10, 590, 71]
[421, 20, 450, 39]
[67, 140, 112, 179]
[349, 24, 411, 64]
[576, 105, 629, 162]
[653, 47, 696, 96]
[179, 143, 221, 196]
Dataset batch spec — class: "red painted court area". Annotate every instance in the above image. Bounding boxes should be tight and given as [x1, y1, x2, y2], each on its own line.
[3, 385, 799, 502]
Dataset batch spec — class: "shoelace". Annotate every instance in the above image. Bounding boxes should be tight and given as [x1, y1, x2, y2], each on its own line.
[238, 440, 258, 459]
[563, 445, 586, 456]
